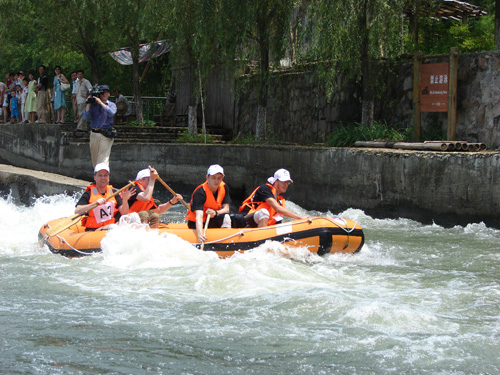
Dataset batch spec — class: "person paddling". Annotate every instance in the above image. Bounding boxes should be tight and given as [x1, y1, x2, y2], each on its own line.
[185, 164, 245, 243]
[75, 163, 135, 231]
[127, 167, 183, 215]
[239, 168, 307, 227]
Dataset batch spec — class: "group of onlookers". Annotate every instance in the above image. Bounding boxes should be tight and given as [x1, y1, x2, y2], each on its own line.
[0, 65, 131, 126]
[0, 70, 33, 124]
[0, 65, 84, 125]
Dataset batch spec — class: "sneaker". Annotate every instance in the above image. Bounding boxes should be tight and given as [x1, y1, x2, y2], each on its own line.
[221, 214, 231, 228]
[35, 120, 41, 124]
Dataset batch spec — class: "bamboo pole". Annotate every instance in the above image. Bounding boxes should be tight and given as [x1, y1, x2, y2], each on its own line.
[393, 142, 448, 151]
[354, 141, 395, 148]
[355, 141, 452, 151]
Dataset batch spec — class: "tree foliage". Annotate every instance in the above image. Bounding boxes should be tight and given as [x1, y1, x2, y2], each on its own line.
[0, 0, 171, 98]
[411, 12, 495, 54]
[240, 0, 296, 139]
[309, 0, 406, 125]
[0, 0, 496, 133]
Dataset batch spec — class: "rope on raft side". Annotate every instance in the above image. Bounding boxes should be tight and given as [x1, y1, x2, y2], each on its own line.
[45, 221, 98, 256]
[55, 233, 97, 256]
[47, 216, 358, 252]
[323, 217, 353, 249]
[201, 217, 357, 247]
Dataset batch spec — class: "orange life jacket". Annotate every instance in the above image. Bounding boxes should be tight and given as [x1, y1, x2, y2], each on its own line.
[81, 184, 118, 228]
[185, 181, 226, 222]
[127, 180, 156, 213]
[239, 183, 286, 225]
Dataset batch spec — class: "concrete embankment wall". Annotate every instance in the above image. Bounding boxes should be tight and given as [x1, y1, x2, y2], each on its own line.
[194, 51, 500, 145]
[1, 124, 500, 228]
[0, 164, 88, 206]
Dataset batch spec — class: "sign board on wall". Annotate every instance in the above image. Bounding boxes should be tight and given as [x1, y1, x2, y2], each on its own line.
[419, 62, 449, 112]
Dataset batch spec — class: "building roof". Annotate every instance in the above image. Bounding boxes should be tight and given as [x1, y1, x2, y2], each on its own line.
[406, 0, 487, 21]
[436, 0, 487, 21]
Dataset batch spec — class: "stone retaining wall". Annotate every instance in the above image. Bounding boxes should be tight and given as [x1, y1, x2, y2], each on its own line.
[232, 51, 500, 146]
[1, 124, 500, 228]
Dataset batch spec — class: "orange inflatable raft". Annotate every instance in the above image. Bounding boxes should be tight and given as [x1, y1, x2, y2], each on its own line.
[39, 216, 364, 258]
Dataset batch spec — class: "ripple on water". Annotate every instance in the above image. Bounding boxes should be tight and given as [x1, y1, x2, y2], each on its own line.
[1, 195, 499, 374]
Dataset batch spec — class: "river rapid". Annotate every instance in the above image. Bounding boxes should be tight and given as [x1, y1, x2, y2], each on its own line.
[0, 193, 499, 375]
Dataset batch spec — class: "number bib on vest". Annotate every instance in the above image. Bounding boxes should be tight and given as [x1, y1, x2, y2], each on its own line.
[92, 201, 116, 224]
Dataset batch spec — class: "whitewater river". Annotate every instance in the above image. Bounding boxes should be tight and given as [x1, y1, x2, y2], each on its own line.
[1, 192, 499, 375]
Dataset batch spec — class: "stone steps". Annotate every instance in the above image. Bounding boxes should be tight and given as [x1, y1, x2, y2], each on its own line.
[62, 123, 230, 144]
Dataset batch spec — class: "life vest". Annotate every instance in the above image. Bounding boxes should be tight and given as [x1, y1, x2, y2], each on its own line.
[127, 180, 157, 213]
[185, 181, 226, 222]
[239, 183, 286, 225]
[81, 184, 118, 228]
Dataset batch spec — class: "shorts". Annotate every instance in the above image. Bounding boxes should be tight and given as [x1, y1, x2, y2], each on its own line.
[253, 209, 270, 224]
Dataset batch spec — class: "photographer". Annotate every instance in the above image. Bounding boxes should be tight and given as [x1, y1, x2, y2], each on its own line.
[82, 84, 117, 167]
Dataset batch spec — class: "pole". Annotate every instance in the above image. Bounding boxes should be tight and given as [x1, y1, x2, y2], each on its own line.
[413, 51, 422, 141]
[447, 47, 458, 141]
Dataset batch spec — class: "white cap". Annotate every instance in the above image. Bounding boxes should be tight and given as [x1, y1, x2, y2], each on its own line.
[207, 164, 224, 176]
[94, 163, 110, 174]
[269, 168, 293, 184]
[136, 168, 150, 180]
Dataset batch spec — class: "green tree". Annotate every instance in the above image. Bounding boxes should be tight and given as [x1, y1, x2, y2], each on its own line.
[166, 0, 240, 135]
[104, 0, 170, 123]
[310, 0, 405, 126]
[166, 0, 296, 139]
[236, 0, 296, 139]
[496, 0, 500, 47]
[409, 0, 494, 54]
[0, 0, 113, 84]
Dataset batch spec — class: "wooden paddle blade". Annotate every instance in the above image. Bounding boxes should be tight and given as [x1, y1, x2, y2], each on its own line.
[45, 214, 83, 237]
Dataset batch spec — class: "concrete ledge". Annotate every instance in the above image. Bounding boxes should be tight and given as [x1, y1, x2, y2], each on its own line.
[0, 164, 88, 205]
[2, 124, 500, 227]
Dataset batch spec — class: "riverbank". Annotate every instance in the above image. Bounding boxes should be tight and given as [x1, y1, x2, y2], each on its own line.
[0, 164, 88, 206]
[1, 123, 500, 228]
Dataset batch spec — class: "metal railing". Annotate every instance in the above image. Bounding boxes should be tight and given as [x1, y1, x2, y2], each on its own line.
[124, 96, 168, 122]
[59, 94, 168, 123]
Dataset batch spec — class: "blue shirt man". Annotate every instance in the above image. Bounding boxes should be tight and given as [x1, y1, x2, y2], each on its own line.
[82, 85, 116, 129]
[82, 84, 117, 167]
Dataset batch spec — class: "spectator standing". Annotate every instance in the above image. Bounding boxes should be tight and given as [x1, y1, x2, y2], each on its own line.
[113, 89, 131, 124]
[25, 71, 37, 123]
[15, 72, 24, 86]
[3, 73, 16, 122]
[81, 84, 116, 166]
[9, 89, 19, 124]
[21, 79, 29, 123]
[5, 72, 16, 97]
[52, 66, 69, 124]
[35, 65, 49, 123]
[75, 70, 92, 132]
[5, 72, 11, 88]
[0, 80, 7, 123]
[70, 71, 78, 123]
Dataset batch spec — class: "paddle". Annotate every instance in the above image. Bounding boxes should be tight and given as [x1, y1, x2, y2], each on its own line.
[200, 215, 210, 251]
[148, 166, 190, 209]
[44, 182, 134, 238]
